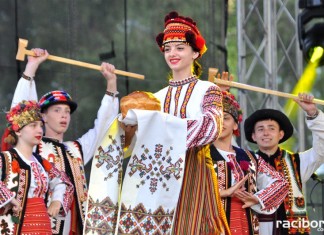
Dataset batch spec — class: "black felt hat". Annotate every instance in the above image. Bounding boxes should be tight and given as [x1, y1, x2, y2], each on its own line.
[244, 109, 293, 144]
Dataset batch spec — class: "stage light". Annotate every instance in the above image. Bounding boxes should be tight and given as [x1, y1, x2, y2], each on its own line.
[310, 46, 324, 63]
[299, 0, 324, 8]
[298, 3, 324, 66]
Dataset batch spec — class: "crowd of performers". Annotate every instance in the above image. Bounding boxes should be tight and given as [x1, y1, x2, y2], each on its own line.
[1, 10, 324, 235]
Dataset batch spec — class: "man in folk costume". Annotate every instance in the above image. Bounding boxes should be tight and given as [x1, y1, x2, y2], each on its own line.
[244, 93, 324, 234]
[210, 90, 289, 235]
[5, 49, 119, 235]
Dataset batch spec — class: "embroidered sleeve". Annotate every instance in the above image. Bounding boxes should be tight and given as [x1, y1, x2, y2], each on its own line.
[0, 156, 15, 207]
[300, 110, 324, 182]
[252, 156, 288, 213]
[0, 182, 15, 207]
[186, 85, 223, 148]
[77, 95, 119, 165]
[48, 166, 74, 217]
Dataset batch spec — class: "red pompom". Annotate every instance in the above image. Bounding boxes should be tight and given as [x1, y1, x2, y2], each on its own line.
[42, 159, 53, 172]
[12, 160, 20, 173]
[165, 11, 178, 22]
[196, 35, 205, 50]
[184, 17, 195, 25]
[185, 31, 196, 45]
[240, 161, 250, 171]
[156, 33, 164, 47]
[169, 11, 178, 19]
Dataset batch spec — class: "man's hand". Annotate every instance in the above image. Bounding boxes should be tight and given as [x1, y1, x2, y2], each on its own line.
[47, 200, 62, 217]
[220, 174, 249, 197]
[215, 71, 234, 92]
[119, 122, 138, 147]
[294, 93, 318, 117]
[24, 48, 49, 78]
[101, 62, 118, 93]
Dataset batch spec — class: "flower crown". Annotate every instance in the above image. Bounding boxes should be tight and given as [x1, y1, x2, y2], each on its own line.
[222, 91, 243, 123]
[6, 100, 42, 132]
[222, 91, 243, 136]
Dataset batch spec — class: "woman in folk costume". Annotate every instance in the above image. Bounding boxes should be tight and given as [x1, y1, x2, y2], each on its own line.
[0, 100, 74, 235]
[84, 11, 229, 235]
[210, 91, 289, 235]
[4, 48, 119, 235]
[154, 11, 230, 234]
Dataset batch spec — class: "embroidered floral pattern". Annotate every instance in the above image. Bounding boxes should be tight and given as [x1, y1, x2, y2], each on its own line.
[295, 197, 305, 208]
[180, 80, 197, 118]
[169, 76, 197, 87]
[173, 86, 182, 117]
[94, 135, 123, 183]
[128, 144, 183, 194]
[84, 196, 118, 235]
[118, 203, 173, 235]
[31, 162, 49, 198]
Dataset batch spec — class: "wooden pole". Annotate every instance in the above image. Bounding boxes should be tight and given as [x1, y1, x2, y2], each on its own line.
[214, 78, 324, 106]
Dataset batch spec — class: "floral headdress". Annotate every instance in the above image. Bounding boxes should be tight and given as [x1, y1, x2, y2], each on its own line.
[156, 11, 207, 57]
[6, 100, 42, 132]
[222, 91, 243, 136]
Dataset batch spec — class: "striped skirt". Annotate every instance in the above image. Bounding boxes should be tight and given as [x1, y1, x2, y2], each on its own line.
[229, 197, 250, 235]
[21, 198, 52, 235]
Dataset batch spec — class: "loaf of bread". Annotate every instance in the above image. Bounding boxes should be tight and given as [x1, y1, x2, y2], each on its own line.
[120, 91, 161, 118]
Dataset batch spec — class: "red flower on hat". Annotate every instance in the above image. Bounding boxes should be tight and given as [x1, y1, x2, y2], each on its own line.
[12, 124, 20, 132]
[196, 36, 205, 51]
[6, 100, 41, 132]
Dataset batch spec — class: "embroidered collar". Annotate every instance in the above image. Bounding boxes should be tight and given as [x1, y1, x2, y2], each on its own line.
[257, 148, 281, 163]
[169, 76, 197, 87]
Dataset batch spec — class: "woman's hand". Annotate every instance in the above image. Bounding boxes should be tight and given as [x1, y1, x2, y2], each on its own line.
[219, 174, 249, 197]
[47, 200, 62, 217]
[234, 190, 260, 208]
[3, 198, 22, 214]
